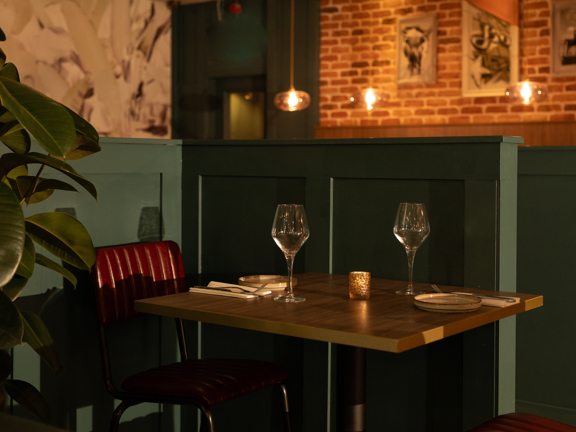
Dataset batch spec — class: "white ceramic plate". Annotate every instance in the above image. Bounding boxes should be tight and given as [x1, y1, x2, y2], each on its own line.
[238, 275, 297, 291]
[414, 293, 482, 313]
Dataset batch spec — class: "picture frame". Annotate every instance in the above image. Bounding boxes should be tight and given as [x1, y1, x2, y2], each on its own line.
[396, 13, 437, 85]
[461, 1, 519, 97]
[552, 0, 576, 75]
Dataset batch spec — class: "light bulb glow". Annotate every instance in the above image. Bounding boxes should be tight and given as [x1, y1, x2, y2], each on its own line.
[365, 88, 376, 110]
[520, 82, 532, 104]
[288, 90, 299, 108]
[349, 87, 388, 110]
[274, 88, 311, 111]
[504, 80, 548, 105]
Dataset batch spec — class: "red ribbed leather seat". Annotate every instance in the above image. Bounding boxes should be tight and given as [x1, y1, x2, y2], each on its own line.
[92, 241, 291, 432]
[467, 413, 576, 432]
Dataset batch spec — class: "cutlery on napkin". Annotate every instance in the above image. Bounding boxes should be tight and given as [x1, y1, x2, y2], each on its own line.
[189, 287, 256, 299]
[207, 281, 273, 296]
[451, 292, 520, 308]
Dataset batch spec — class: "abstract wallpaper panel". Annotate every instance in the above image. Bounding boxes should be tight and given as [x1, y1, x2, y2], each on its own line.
[0, 0, 171, 139]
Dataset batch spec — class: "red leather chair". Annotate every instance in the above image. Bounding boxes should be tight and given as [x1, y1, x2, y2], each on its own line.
[467, 413, 576, 432]
[92, 241, 291, 432]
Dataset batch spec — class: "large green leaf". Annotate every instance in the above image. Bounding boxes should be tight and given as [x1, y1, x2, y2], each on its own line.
[21, 311, 61, 374]
[25, 212, 95, 271]
[35, 253, 77, 287]
[0, 182, 25, 287]
[0, 63, 19, 81]
[0, 48, 4, 69]
[1, 274, 28, 301]
[0, 76, 75, 157]
[66, 106, 99, 144]
[0, 120, 30, 154]
[4, 379, 51, 423]
[15, 234, 35, 279]
[0, 290, 23, 349]
[9, 176, 78, 204]
[0, 152, 97, 200]
[0, 350, 11, 383]
[65, 132, 102, 161]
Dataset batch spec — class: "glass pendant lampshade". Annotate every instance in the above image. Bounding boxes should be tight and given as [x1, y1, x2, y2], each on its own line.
[505, 80, 548, 105]
[274, 87, 311, 111]
[273, 0, 310, 112]
[349, 86, 387, 110]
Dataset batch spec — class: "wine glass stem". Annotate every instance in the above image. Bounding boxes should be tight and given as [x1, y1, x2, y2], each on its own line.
[285, 254, 295, 299]
[406, 249, 416, 290]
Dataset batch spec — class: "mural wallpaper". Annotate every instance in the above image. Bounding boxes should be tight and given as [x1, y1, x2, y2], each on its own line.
[0, 0, 172, 139]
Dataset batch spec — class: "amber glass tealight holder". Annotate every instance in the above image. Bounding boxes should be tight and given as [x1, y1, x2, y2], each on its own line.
[349, 271, 371, 299]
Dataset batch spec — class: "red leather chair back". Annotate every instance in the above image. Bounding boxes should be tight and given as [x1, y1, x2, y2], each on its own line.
[92, 241, 187, 325]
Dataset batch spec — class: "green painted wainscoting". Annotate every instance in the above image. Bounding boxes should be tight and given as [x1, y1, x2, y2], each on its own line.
[14, 137, 576, 432]
[2, 138, 184, 432]
[180, 136, 521, 432]
[516, 147, 576, 426]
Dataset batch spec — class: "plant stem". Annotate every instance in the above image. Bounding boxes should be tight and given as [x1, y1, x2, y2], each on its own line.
[20, 164, 45, 205]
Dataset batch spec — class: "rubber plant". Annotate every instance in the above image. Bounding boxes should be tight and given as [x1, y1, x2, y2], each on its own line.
[0, 25, 100, 423]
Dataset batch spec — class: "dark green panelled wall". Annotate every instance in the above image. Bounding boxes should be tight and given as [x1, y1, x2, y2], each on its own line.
[171, 0, 320, 140]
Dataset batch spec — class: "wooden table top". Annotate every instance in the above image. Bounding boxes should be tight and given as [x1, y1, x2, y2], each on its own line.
[134, 272, 543, 353]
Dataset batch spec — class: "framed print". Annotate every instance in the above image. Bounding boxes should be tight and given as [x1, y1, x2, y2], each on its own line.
[552, 0, 576, 75]
[397, 13, 437, 85]
[462, 1, 519, 97]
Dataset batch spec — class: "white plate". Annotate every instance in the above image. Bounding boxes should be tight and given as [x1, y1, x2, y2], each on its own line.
[238, 275, 296, 291]
[414, 293, 482, 313]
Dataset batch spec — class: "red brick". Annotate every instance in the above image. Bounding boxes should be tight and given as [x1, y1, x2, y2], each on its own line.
[447, 116, 471, 124]
[462, 106, 483, 114]
[415, 109, 436, 115]
[379, 118, 402, 125]
[511, 105, 535, 113]
[550, 113, 576, 121]
[486, 106, 509, 113]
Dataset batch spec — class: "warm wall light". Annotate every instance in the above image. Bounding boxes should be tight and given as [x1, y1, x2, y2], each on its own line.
[349, 86, 387, 110]
[273, 0, 310, 111]
[505, 80, 548, 104]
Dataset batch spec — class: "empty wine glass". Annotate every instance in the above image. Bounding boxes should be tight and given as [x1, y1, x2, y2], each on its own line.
[393, 203, 430, 295]
[271, 204, 310, 302]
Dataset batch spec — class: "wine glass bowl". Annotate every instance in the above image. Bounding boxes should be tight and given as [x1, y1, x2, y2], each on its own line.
[393, 203, 430, 295]
[271, 204, 310, 302]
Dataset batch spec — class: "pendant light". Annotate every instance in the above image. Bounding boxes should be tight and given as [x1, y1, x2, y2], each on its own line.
[274, 0, 310, 111]
[349, 86, 387, 110]
[504, 79, 548, 105]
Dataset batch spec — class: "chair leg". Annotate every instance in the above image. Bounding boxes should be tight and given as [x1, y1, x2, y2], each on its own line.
[279, 383, 291, 432]
[199, 406, 215, 432]
[109, 401, 134, 432]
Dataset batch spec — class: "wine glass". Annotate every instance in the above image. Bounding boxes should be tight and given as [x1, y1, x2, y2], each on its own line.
[271, 204, 310, 302]
[393, 203, 430, 295]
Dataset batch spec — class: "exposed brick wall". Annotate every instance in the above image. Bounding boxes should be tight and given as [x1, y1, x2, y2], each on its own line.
[319, 0, 576, 127]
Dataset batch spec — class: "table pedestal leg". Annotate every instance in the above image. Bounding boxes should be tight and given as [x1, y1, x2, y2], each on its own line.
[336, 345, 366, 432]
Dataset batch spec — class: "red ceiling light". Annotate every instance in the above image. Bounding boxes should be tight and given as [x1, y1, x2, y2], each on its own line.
[228, 2, 242, 14]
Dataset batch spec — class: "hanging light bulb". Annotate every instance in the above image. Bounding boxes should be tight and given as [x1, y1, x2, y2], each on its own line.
[504, 80, 548, 105]
[274, 87, 311, 112]
[349, 86, 387, 110]
[274, 0, 310, 111]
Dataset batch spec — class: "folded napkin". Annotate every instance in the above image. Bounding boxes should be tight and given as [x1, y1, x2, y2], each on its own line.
[207, 281, 272, 296]
[452, 292, 520, 308]
[189, 287, 256, 299]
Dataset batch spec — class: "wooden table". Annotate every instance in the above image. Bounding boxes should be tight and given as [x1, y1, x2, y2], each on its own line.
[135, 272, 543, 431]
